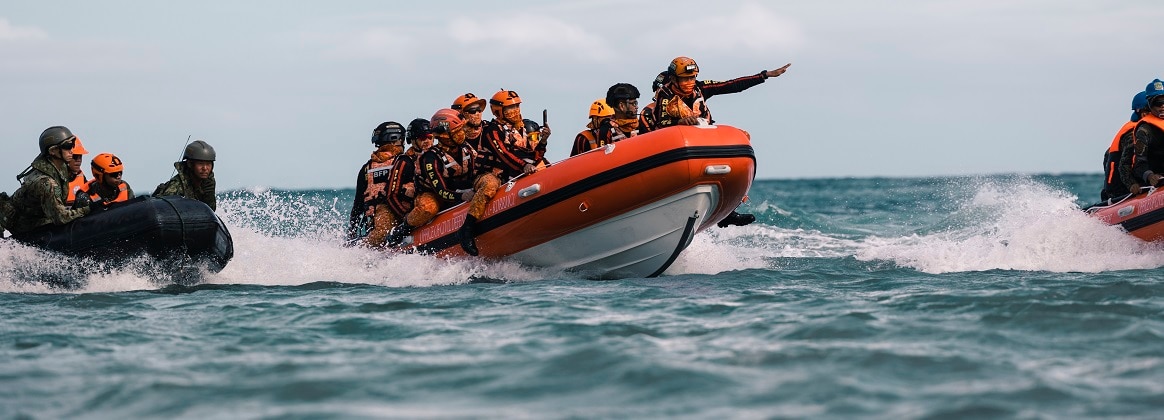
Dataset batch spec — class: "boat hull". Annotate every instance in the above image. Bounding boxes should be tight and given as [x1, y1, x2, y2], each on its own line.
[10, 196, 234, 274]
[1090, 190, 1164, 242]
[395, 124, 755, 279]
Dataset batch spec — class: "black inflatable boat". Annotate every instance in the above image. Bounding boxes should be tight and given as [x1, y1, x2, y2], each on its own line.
[8, 196, 233, 273]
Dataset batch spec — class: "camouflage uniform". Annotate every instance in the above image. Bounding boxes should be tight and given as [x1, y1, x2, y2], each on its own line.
[6, 155, 90, 235]
[153, 162, 217, 210]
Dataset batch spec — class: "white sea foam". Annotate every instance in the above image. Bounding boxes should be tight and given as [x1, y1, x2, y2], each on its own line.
[854, 178, 1164, 274]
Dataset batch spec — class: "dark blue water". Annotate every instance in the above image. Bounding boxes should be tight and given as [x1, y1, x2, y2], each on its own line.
[3, 174, 1164, 418]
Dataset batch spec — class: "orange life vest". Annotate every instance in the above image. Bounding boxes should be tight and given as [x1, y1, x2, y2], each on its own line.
[66, 173, 88, 205]
[1104, 120, 1139, 186]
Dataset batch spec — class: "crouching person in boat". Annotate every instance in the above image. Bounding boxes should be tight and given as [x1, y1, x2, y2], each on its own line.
[386, 109, 501, 256]
[647, 56, 791, 228]
[452, 93, 488, 151]
[482, 89, 551, 181]
[1102, 91, 1149, 202]
[347, 121, 407, 247]
[154, 140, 217, 211]
[85, 153, 134, 206]
[380, 118, 435, 237]
[1132, 80, 1164, 190]
[4, 126, 92, 239]
[571, 99, 616, 156]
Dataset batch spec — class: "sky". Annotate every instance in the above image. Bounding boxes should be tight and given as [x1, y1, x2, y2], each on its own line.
[2, 0, 1163, 192]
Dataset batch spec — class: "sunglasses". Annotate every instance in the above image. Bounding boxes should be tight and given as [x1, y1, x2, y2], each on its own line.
[463, 106, 483, 114]
[1151, 97, 1164, 108]
[107, 171, 123, 178]
[59, 141, 75, 151]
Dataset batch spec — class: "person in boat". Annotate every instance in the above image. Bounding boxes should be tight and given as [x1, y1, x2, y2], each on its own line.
[481, 89, 551, 181]
[386, 109, 501, 256]
[644, 56, 790, 130]
[451, 93, 489, 151]
[153, 140, 217, 211]
[85, 153, 134, 206]
[380, 118, 434, 242]
[637, 73, 668, 133]
[5, 126, 93, 238]
[1131, 80, 1164, 189]
[571, 99, 617, 156]
[346, 121, 407, 247]
[65, 138, 90, 207]
[607, 83, 644, 137]
[1102, 91, 1149, 201]
[646, 57, 790, 227]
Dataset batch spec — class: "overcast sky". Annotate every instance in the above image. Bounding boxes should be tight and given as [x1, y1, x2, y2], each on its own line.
[2, 0, 1163, 192]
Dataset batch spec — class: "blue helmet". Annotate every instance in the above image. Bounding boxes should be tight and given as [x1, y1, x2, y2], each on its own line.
[1145, 79, 1164, 100]
[1132, 90, 1149, 122]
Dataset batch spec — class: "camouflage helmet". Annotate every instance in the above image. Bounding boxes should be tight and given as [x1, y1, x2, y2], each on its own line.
[39, 126, 77, 155]
[183, 140, 216, 162]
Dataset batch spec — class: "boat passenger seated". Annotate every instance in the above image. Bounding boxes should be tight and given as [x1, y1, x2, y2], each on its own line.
[85, 153, 134, 206]
[154, 140, 218, 211]
[1131, 80, 1164, 189]
[6, 126, 93, 238]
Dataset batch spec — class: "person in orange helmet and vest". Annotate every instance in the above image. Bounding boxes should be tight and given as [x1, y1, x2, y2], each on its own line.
[481, 89, 551, 181]
[646, 57, 791, 227]
[387, 109, 502, 256]
[1132, 80, 1164, 189]
[65, 138, 90, 207]
[1101, 91, 1149, 202]
[645, 56, 790, 130]
[571, 98, 617, 156]
[451, 93, 489, 151]
[85, 153, 134, 206]
[347, 121, 407, 247]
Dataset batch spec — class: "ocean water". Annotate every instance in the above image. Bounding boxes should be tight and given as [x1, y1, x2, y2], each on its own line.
[3, 174, 1164, 418]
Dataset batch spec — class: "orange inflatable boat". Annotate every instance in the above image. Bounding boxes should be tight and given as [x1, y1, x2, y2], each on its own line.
[1088, 188, 1164, 242]
[390, 124, 756, 279]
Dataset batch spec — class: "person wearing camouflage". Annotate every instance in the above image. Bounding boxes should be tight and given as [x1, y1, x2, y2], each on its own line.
[153, 140, 217, 210]
[5, 126, 92, 237]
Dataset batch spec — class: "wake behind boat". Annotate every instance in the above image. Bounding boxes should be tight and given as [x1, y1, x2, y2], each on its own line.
[391, 124, 756, 279]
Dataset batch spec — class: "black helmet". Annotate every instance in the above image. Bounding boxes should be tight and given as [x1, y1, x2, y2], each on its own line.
[39, 126, 76, 155]
[651, 71, 669, 93]
[183, 140, 216, 161]
[406, 118, 430, 144]
[372, 121, 406, 146]
[606, 83, 640, 105]
[522, 119, 541, 132]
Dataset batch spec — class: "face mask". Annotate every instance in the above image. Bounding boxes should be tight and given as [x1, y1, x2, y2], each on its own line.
[502, 106, 522, 127]
[677, 79, 696, 96]
[451, 127, 467, 145]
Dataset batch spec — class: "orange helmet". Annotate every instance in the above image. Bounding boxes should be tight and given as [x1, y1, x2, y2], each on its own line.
[668, 56, 699, 78]
[91, 153, 124, 179]
[489, 89, 521, 116]
[589, 99, 614, 118]
[72, 138, 89, 155]
[452, 93, 487, 112]
[429, 108, 465, 135]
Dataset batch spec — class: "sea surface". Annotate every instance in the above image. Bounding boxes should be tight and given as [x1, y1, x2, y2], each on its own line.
[3, 174, 1164, 418]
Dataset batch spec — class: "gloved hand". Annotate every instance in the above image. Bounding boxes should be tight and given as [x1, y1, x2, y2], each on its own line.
[1149, 173, 1164, 187]
[72, 192, 91, 210]
[460, 190, 475, 202]
[1130, 183, 1142, 193]
[88, 201, 106, 214]
[523, 163, 537, 175]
